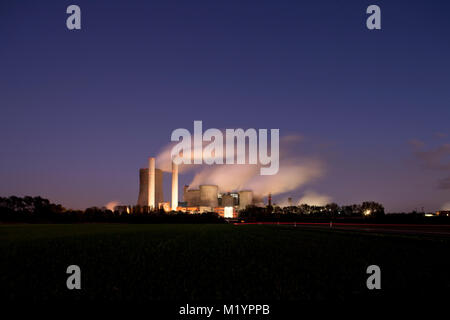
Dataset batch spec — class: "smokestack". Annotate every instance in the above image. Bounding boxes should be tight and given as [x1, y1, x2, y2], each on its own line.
[148, 157, 155, 209]
[171, 161, 178, 210]
[268, 192, 272, 207]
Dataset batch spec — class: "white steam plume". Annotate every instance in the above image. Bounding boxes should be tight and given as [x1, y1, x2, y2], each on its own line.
[155, 133, 326, 197]
[105, 201, 120, 211]
[297, 191, 332, 206]
[244, 158, 324, 196]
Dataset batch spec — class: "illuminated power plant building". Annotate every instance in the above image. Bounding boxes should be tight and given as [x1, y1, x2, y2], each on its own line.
[181, 186, 254, 217]
[134, 156, 258, 218]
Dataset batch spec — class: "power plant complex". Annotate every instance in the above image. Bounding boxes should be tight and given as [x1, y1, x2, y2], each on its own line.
[132, 157, 258, 218]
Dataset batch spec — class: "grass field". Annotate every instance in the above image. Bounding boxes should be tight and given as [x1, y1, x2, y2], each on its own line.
[1, 223, 449, 302]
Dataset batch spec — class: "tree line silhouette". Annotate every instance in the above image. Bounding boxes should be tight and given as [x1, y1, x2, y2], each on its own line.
[0, 196, 223, 223]
[0, 196, 447, 224]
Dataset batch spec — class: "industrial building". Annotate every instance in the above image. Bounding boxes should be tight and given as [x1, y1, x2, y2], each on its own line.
[182, 187, 253, 211]
[132, 156, 257, 218]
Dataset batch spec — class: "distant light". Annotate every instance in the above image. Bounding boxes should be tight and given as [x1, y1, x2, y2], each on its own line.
[224, 206, 233, 218]
[364, 209, 372, 216]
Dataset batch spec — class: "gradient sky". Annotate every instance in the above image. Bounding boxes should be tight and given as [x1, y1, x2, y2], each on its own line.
[1, 0, 450, 212]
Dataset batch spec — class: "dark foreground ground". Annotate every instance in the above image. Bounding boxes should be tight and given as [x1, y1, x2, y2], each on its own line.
[0, 223, 449, 302]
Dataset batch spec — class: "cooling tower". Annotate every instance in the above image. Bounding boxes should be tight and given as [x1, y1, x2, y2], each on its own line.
[171, 162, 178, 210]
[200, 185, 218, 208]
[185, 189, 200, 206]
[137, 168, 163, 207]
[239, 190, 253, 210]
[148, 157, 155, 208]
[221, 194, 235, 207]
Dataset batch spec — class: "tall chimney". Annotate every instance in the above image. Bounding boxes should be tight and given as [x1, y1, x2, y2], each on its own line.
[171, 161, 178, 210]
[148, 157, 155, 209]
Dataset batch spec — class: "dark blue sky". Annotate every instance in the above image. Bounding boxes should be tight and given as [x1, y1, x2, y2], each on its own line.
[1, 0, 449, 211]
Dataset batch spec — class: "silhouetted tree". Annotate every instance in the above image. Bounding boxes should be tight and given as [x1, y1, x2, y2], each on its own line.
[361, 201, 385, 217]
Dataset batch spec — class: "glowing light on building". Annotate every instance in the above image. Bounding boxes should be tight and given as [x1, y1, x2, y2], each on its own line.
[224, 206, 234, 218]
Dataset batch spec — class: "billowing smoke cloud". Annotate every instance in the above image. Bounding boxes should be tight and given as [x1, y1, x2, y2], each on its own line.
[156, 131, 325, 197]
[297, 190, 332, 206]
[243, 158, 324, 196]
[188, 157, 324, 197]
[105, 200, 120, 211]
[189, 164, 259, 192]
[157, 128, 292, 174]
[155, 143, 174, 172]
[155, 133, 326, 197]
[155, 140, 219, 173]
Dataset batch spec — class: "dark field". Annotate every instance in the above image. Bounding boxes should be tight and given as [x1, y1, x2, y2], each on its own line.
[1, 224, 449, 302]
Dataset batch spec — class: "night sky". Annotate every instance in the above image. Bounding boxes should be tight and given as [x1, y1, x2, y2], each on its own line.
[1, 0, 449, 212]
